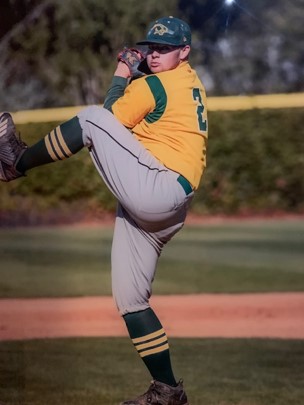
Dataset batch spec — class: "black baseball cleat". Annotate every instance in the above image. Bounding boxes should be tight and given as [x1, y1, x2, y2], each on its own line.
[120, 379, 189, 405]
[0, 112, 27, 182]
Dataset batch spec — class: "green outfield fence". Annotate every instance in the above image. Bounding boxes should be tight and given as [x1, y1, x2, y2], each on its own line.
[11, 92, 304, 124]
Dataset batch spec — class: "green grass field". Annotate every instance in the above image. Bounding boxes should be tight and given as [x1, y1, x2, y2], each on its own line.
[0, 219, 303, 297]
[0, 338, 303, 405]
[0, 219, 303, 404]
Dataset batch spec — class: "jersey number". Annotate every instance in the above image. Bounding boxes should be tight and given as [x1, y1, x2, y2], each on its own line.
[193, 88, 207, 132]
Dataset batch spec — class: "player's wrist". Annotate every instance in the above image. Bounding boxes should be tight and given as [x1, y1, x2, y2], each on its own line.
[114, 62, 131, 79]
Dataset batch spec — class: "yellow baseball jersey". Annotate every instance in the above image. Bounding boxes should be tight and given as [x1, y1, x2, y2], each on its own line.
[112, 61, 208, 189]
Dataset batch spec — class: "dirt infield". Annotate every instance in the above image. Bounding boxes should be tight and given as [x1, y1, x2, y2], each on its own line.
[1, 293, 304, 341]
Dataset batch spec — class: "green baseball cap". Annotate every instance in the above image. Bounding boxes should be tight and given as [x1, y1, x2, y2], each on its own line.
[137, 16, 191, 46]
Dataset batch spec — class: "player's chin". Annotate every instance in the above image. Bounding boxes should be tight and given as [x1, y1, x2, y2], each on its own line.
[149, 65, 164, 73]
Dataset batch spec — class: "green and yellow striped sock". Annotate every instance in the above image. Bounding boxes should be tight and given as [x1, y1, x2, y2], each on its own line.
[16, 116, 84, 173]
[123, 308, 177, 386]
[133, 327, 169, 358]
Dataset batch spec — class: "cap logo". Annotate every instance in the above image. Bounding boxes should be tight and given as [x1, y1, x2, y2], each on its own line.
[151, 23, 170, 36]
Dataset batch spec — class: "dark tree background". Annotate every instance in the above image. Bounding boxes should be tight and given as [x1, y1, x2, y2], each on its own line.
[0, 0, 303, 109]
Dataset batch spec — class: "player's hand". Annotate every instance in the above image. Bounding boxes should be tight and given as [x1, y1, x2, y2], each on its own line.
[114, 61, 132, 79]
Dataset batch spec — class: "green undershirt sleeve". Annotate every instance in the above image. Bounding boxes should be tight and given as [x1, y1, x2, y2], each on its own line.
[103, 76, 128, 112]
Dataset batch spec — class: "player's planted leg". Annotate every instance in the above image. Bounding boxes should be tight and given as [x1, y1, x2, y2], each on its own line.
[122, 308, 189, 405]
[124, 308, 176, 386]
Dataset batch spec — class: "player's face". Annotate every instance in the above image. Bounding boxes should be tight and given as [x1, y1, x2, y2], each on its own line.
[146, 44, 190, 73]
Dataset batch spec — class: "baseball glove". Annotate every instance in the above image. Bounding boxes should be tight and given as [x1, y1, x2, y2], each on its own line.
[117, 47, 148, 79]
[0, 112, 27, 182]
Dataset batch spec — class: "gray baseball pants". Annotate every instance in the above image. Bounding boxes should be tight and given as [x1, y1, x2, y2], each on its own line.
[78, 106, 194, 315]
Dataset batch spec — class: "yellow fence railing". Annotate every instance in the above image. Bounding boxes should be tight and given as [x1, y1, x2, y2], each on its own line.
[208, 92, 304, 111]
[11, 92, 304, 125]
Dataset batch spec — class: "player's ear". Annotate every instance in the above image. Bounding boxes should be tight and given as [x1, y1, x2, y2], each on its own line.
[179, 45, 191, 61]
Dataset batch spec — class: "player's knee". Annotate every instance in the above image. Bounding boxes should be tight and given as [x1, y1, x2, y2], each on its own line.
[77, 105, 116, 146]
[78, 104, 112, 123]
[78, 104, 100, 121]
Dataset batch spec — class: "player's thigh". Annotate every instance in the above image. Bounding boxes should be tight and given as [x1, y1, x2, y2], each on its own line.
[78, 105, 156, 198]
[111, 204, 161, 316]
[78, 106, 184, 222]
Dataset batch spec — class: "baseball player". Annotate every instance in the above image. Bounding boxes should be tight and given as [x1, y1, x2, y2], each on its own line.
[0, 16, 208, 405]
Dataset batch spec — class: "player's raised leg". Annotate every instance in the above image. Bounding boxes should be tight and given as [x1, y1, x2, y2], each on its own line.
[0, 112, 28, 181]
[0, 111, 85, 182]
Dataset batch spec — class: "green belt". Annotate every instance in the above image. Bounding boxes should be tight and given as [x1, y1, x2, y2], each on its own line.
[177, 175, 193, 195]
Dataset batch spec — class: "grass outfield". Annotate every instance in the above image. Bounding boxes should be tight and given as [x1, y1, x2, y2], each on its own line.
[0, 338, 304, 405]
[0, 219, 303, 404]
[0, 219, 303, 297]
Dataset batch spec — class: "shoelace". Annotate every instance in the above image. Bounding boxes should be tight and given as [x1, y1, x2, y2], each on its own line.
[146, 381, 172, 404]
